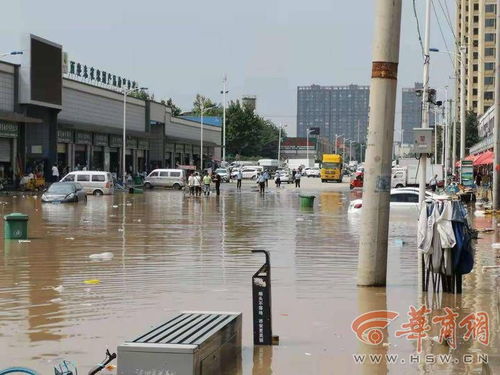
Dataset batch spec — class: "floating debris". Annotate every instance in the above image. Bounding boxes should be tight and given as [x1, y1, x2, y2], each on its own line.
[89, 252, 114, 261]
[83, 279, 101, 285]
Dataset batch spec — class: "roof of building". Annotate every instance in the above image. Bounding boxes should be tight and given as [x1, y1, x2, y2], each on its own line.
[178, 115, 222, 127]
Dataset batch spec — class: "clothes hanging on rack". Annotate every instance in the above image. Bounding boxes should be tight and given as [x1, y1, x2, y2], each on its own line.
[417, 199, 475, 293]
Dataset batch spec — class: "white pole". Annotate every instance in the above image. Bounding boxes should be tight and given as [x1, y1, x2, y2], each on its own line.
[335, 135, 338, 154]
[434, 107, 438, 164]
[357, 0, 402, 286]
[306, 128, 310, 167]
[122, 89, 127, 185]
[493, 0, 500, 210]
[452, 99, 457, 174]
[201, 105, 204, 171]
[222, 75, 227, 163]
[419, 0, 431, 205]
[278, 124, 282, 165]
[349, 140, 353, 162]
[460, 45, 467, 160]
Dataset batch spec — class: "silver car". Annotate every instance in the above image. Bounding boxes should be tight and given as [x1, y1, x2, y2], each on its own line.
[214, 168, 230, 182]
[41, 182, 87, 203]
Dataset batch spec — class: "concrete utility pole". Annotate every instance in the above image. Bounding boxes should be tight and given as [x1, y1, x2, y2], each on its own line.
[493, 0, 500, 210]
[452, 98, 457, 173]
[357, 0, 402, 286]
[446, 99, 452, 181]
[460, 45, 467, 160]
[418, 0, 431, 204]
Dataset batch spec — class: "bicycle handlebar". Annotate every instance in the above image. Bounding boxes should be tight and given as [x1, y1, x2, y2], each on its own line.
[88, 349, 116, 375]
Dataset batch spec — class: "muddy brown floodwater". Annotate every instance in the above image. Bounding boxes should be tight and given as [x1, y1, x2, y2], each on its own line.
[0, 180, 498, 374]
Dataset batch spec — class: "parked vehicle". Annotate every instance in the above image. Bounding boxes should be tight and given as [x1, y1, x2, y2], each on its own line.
[258, 159, 280, 172]
[230, 166, 263, 179]
[214, 168, 230, 182]
[275, 171, 292, 184]
[320, 154, 343, 183]
[60, 171, 114, 195]
[304, 167, 320, 177]
[392, 164, 443, 188]
[42, 182, 87, 203]
[348, 188, 440, 212]
[143, 169, 186, 190]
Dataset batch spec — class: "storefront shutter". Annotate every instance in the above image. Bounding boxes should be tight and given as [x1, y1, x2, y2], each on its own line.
[0, 139, 11, 162]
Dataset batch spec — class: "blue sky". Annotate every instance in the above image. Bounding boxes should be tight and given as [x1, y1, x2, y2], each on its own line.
[1, 0, 455, 137]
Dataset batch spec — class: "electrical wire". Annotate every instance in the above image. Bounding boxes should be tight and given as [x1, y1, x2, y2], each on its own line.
[436, 0, 457, 42]
[413, 0, 425, 59]
[431, 0, 455, 67]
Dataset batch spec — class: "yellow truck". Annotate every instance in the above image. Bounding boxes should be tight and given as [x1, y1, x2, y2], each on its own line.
[320, 154, 343, 183]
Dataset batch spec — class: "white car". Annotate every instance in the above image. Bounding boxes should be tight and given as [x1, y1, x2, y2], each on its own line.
[348, 188, 441, 212]
[304, 167, 320, 177]
[275, 171, 292, 184]
[214, 168, 230, 182]
[230, 166, 263, 180]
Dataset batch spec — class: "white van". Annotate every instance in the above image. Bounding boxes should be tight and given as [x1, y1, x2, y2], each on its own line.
[60, 171, 114, 195]
[143, 169, 186, 190]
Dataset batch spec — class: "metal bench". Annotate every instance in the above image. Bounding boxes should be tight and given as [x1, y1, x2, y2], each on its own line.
[117, 311, 242, 375]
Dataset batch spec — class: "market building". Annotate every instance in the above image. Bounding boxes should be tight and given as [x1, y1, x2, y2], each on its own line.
[0, 34, 221, 186]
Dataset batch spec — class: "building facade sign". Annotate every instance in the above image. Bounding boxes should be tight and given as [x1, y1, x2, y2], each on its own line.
[0, 122, 18, 138]
[57, 129, 73, 143]
[66, 60, 138, 92]
[93, 133, 109, 147]
[75, 131, 92, 145]
[110, 135, 122, 148]
[126, 136, 137, 149]
[138, 139, 149, 150]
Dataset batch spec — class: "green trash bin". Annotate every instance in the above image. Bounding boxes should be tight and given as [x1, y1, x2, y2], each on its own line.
[4, 213, 29, 240]
[134, 176, 143, 185]
[129, 187, 144, 194]
[299, 195, 315, 208]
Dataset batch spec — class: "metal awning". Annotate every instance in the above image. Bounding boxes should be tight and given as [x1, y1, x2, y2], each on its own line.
[0, 110, 42, 124]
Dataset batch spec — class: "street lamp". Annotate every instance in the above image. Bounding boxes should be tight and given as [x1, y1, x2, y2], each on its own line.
[0, 51, 23, 58]
[278, 124, 287, 166]
[200, 102, 217, 171]
[122, 86, 148, 185]
[221, 75, 229, 164]
[348, 140, 355, 162]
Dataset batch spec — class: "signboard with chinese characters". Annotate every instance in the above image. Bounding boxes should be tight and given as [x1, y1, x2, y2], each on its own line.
[93, 134, 108, 147]
[126, 137, 137, 149]
[252, 250, 277, 346]
[65, 59, 138, 92]
[461, 160, 474, 187]
[75, 131, 92, 145]
[0, 122, 18, 138]
[57, 129, 73, 143]
[110, 135, 123, 148]
[137, 139, 149, 150]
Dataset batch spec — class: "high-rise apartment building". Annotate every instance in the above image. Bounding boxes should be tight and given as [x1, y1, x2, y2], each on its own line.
[456, 0, 497, 116]
[296, 84, 369, 144]
[401, 83, 437, 145]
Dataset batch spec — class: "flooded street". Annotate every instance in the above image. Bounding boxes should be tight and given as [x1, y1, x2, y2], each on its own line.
[0, 178, 498, 374]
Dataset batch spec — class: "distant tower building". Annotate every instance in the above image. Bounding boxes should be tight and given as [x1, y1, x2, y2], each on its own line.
[296, 84, 369, 144]
[241, 95, 256, 111]
[401, 82, 435, 145]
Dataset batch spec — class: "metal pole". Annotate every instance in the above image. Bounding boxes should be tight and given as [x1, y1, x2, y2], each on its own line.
[335, 135, 338, 154]
[349, 140, 353, 162]
[493, 0, 500, 210]
[306, 128, 310, 167]
[201, 105, 204, 171]
[278, 125, 282, 165]
[357, 0, 402, 286]
[434, 107, 438, 164]
[452, 99, 457, 174]
[460, 45, 467, 160]
[122, 89, 127, 185]
[222, 75, 227, 163]
[419, 0, 431, 205]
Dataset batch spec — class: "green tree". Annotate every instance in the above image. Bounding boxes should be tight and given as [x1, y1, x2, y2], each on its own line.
[161, 98, 182, 116]
[192, 94, 222, 116]
[225, 100, 280, 158]
[455, 110, 480, 158]
[129, 89, 151, 100]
